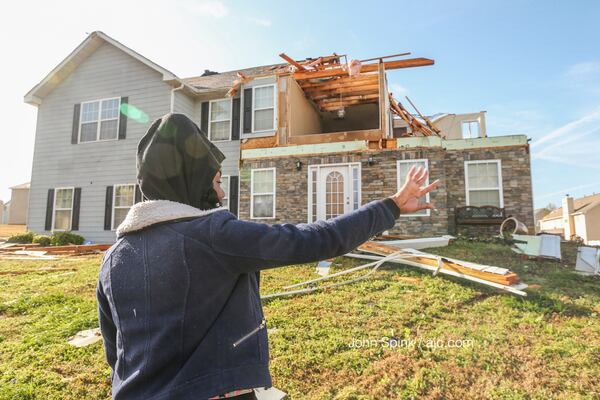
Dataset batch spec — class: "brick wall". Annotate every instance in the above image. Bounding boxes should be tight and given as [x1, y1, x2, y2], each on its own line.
[239, 144, 534, 237]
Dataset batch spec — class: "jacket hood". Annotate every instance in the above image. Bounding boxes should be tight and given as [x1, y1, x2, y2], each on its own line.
[116, 199, 226, 237]
[137, 113, 225, 210]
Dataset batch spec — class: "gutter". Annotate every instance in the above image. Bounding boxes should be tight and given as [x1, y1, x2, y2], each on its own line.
[170, 82, 185, 113]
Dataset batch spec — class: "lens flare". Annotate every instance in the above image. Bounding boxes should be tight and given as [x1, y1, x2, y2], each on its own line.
[120, 103, 149, 123]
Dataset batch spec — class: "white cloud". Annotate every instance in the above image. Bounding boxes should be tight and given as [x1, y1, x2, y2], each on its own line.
[389, 83, 409, 98]
[246, 16, 271, 27]
[187, 1, 229, 18]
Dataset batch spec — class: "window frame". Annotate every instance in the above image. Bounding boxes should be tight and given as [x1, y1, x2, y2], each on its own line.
[464, 159, 504, 208]
[220, 174, 230, 209]
[250, 167, 276, 219]
[251, 84, 277, 133]
[208, 98, 233, 142]
[52, 186, 74, 231]
[78, 97, 121, 143]
[397, 159, 431, 217]
[461, 120, 480, 139]
[111, 183, 136, 230]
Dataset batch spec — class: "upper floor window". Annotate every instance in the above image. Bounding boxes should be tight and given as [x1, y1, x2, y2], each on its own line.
[209, 99, 232, 141]
[112, 184, 135, 229]
[465, 160, 503, 207]
[461, 120, 479, 139]
[80, 98, 120, 142]
[252, 85, 275, 132]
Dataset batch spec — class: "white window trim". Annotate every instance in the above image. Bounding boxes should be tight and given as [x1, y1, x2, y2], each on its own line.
[208, 98, 232, 142]
[220, 174, 231, 209]
[464, 159, 504, 208]
[52, 186, 74, 231]
[307, 162, 362, 223]
[78, 97, 121, 143]
[461, 120, 480, 139]
[250, 167, 276, 219]
[251, 84, 277, 133]
[397, 159, 431, 217]
[111, 183, 136, 230]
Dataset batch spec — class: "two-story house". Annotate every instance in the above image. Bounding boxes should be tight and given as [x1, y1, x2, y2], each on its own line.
[24, 31, 534, 243]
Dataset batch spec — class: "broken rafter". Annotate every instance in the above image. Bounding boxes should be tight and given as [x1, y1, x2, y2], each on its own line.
[389, 94, 439, 137]
[405, 96, 441, 134]
[279, 52, 307, 71]
[293, 57, 434, 80]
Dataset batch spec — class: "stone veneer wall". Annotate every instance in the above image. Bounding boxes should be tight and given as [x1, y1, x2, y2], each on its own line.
[239, 144, 534, 237]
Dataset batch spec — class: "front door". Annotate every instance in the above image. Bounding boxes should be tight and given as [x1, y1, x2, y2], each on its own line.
[317, 166, 352, 220]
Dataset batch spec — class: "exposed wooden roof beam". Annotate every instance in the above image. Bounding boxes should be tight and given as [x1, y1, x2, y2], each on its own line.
[293, 57, 434, 80]
[279, 53, 307, 71]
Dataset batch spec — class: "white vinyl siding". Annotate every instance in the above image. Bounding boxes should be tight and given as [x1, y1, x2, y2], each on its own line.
[209, 98, 232, 141]
[465, 160, 503, 207]
[220, 175, 230, 209]
[461, 120, 479, 139]
[397, 159, 430, 216]
[252, 84, 276, 132]
[112, 184, 135, 230]
[53, 187, 74, 231]
[250, 168, 275, 219]
[79, 97, 120, 142]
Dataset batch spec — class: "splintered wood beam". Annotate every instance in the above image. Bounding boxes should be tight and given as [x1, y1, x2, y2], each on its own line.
[319, 94, 380, 104]
[359, 52, 411, 63]
[319, 98, 379, 111]
[293, 57, 435, 80]
[297, 74, 378, 90]
[279, 53, 307, 71]
[304, 82, 380, 95]
[308, 86, 380, 100]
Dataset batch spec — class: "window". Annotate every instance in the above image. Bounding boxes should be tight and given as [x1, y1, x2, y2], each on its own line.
[397, 159, 430, 216]
[209, 99, 231, 141]
[219, 175, 230, 208]
[251, 168, 275, 219]
[252, 85, 275, 132]
[80, 98, 121, 142]
[53, 187, 74, 230]
[112, 184, 135, 229]
[465, 160, 503, 207]
[461, 120, 480, 139]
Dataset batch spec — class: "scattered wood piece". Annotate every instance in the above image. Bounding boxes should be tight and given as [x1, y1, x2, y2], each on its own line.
[68, 328, 102, 347]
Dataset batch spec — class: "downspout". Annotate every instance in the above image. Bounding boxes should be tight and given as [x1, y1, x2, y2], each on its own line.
[170, 82, 185, 113]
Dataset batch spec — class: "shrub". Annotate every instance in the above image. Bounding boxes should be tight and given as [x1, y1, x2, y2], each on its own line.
[50, 231, 85, 246]
[7, 231, 35, 243]
[32, 235, 52, 247]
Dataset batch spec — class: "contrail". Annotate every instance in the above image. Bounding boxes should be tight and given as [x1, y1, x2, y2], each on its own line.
[530, 108, 600, 149]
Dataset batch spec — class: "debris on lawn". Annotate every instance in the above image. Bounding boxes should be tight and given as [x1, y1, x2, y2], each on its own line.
[499, 216, 529, 236]
[254, 386, 287, 400]
[0, 243, 111, 260]
[315, 260, 332, 276]
[68, 328, 103, 347]
[350, 241, 528, 296]
[511, 234, 562, 261]
[377, 235, 455, 250]
[575, 246, 600, 275]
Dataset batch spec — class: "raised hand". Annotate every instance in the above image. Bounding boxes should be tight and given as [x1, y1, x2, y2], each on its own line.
[390, 165, 439, 214]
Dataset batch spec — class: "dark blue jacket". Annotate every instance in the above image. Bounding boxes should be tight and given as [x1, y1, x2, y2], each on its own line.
[97, 199, 399, 399]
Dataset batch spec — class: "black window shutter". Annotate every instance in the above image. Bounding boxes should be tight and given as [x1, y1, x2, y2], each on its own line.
[71, 188, 82, 231]
[229, 176, 239, 216]
[231, 97, 241, 140]
[71, 104, 81, 144]
[118, 96, 128, 140]
[135, 184, 143, 203]
[243, 89, 252, 133]
[104, 186, 113, 230]
[45, 189, 55, 231]
[200, 101, 209, 136]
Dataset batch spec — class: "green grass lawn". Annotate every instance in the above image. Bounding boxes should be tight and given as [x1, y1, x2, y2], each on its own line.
[0, 240, 598, 399]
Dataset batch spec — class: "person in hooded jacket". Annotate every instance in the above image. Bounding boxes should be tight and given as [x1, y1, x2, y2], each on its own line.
[97, 113, 439, 400]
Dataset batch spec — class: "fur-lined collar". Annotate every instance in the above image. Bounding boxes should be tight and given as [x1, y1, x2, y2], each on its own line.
[116, 200, 226, 237]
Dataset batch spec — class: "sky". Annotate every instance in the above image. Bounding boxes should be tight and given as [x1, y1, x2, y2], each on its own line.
[1, 0, 599, 209]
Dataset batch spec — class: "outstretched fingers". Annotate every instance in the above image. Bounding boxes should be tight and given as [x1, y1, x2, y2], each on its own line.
[419, 179, 440, 196]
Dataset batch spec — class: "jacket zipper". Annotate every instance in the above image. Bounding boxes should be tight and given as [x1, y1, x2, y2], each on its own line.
[232, 318, 266, 348]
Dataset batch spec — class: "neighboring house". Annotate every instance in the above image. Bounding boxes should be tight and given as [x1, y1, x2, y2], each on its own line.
[0, 200, 7, 224]
[393, 112, 487, 139]
[24, 31, 534, 243]
[5, 182, 30, 225]
[539, 194, 600, 245]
